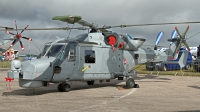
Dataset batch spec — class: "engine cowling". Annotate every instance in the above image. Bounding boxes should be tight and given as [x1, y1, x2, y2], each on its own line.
[103, 33, 119, 47]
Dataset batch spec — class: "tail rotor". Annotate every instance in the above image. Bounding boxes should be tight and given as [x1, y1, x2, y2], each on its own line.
[172, 26, 190, 59]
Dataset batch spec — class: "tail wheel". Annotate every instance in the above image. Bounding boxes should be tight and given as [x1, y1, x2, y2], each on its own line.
[126, 78, 135, 88]
[87, 80, 95, 85]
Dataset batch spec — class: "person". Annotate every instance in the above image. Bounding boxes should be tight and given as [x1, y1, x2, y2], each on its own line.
[10, 52, 15, 60]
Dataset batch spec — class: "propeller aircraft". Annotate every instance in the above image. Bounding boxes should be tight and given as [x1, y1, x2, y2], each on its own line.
[0, 36, 14, 54]
[2, 15, 200, 92]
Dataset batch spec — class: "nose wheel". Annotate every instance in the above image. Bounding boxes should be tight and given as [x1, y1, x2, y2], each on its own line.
[126, 78, 139, 88]
[58, 83, 71, 92]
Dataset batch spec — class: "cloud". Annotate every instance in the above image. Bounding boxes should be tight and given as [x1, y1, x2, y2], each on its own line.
[1, 0, 200, 54]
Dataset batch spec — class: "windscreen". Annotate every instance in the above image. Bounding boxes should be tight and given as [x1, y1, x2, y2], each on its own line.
[40, 45, 50, 56]
[40, 45, 65, 57]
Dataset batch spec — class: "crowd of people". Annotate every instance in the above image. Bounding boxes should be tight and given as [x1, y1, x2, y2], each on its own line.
[1, 50, 17, 61]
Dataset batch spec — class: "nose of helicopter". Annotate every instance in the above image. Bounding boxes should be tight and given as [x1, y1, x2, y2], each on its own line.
[8, 57, 56, 79]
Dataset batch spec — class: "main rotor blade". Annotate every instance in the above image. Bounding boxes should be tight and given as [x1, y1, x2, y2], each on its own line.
[0, 27, 88, 31]
[6, 30, 15, 35]
[103, 21, 200, 29]
[175, 40, 182, 54]
[77, 20, 97, 29]
[22, 36, 32, 41]
[182, 41, 190, 51]
[10, 39, 17, 47]
[0, 26, 14, 29]
[183, 26, 190, 37]
[20, 25, 29, 34]
[19, 40, 24, 51]
[175, 27, 183, 38]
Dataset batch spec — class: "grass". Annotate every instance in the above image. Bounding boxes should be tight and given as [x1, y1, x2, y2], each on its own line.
[0, 61, 11, 68]
[0, 57, 23, 68]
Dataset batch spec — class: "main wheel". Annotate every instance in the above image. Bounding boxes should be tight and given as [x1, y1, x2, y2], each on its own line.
[87, 80, 95, 85]
[126, 78, 135, 88]
[62, 84, 70, 92]
[185, 64, 191, 70]
[57, 83, 63, 92]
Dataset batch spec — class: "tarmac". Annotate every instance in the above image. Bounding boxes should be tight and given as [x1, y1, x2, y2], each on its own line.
[0, 68, 200, 112]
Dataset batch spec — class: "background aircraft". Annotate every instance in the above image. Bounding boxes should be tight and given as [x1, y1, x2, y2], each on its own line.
[0, 36, 14, 54]
[158, 47, 197, 56]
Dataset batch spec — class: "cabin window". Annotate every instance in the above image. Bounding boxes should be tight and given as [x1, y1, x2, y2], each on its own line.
[135, 54, 139, 59]
[67, 45, 76, 61]
[85, 50, 95, 63]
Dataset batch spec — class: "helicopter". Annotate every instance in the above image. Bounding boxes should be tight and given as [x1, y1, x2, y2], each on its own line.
[2, 15, 200, 92]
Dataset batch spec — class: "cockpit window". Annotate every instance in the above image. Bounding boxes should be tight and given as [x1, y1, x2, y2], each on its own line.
[40, 45, 65, 57]
[48, 45, 65, 57]
[40, 45, 50, 56]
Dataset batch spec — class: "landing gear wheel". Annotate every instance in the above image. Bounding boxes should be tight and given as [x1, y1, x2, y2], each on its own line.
[62, 84, 70, 92]
[134, 84, 140, 88]
[57, 83, 63, 92]
[87, 80, 95, 85]
[185, 64, 191, 70]
[126, 78, 135, 88]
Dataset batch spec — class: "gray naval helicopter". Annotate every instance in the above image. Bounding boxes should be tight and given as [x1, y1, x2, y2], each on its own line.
[3, 15, 199, 92]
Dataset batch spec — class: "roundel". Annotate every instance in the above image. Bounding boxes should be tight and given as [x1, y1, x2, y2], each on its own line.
[108, 35, 117, 45]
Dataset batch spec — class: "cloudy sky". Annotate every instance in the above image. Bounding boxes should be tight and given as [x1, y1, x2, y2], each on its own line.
[0, 0, 200, 55]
